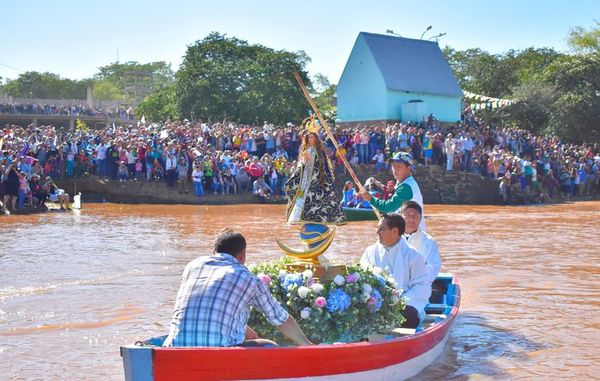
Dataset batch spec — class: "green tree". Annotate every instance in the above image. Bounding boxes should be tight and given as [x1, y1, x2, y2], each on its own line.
[548, 90, 600, 143]
[136, 83, 180, 122]
[568, 21, 600, 53]
[176, 32, 312, 124]
[313, 84, 337, 123]
[542, 52, 600, 143]
[494, 81, 557, 134]
[443, 47, 518, 97]
[92, 80, 123, 100]
[2, 71, 88, 99]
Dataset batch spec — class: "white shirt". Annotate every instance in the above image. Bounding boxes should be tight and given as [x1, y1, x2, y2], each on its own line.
[192, 169, 204, 182]
[96, 144, 108, 160]
[360, 237, 431, 319]
[405, 229, 441, 284]
[401, 175, 426, 231]
[166, 156, 178, 170]
[444, 138, 454, 155]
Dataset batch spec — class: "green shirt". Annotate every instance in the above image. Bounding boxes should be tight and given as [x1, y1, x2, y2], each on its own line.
[370, 183, 413, 213]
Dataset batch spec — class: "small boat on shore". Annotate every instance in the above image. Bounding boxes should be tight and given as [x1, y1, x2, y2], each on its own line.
[121, 273, 460, 381]
[342, 206, 378, 221]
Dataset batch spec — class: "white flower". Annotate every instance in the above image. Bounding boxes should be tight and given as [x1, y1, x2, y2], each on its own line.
[373, 266, 383, 275]
[297, 286, 310, 299]
[278, 269, 287, 278]
[302, 269, 313, 279]
[390, 295, 400, 305]
[362, 284, 372, 295]
[310, 283, 324, 294]
[300, 307, 311, 320]
[361, 292, 371, 302]
[386, 276, 397, 288]
[333, 274, 345, 286]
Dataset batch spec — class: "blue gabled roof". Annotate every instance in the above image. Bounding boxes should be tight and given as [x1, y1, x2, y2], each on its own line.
[360, 32, 463, 97]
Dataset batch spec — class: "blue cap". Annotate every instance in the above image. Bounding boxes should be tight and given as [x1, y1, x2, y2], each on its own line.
[389, 152, 414, 167]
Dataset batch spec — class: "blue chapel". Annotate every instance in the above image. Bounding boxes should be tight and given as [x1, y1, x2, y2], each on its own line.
[336, 32, 463, 125]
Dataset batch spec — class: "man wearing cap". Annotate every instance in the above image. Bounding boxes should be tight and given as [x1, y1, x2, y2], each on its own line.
[358, 152, 425, 230]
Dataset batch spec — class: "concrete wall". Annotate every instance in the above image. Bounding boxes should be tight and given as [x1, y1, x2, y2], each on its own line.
[54, 165, 503, 206]
[386, 91, 461, 123]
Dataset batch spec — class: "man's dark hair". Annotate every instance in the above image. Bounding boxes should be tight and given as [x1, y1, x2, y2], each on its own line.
[382, 213, 405, 236]
[214, 229, 246, 257]
[400, 200, 422, 216]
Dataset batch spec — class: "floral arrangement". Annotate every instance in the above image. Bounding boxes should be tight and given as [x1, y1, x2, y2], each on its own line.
[248, 258, 406, 344]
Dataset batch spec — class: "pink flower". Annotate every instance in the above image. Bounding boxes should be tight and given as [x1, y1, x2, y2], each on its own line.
[367, 296, 377, 306]
[345, 273, 360, 283]
[315, 296, 327, 308]
[257, 273, 271, 285]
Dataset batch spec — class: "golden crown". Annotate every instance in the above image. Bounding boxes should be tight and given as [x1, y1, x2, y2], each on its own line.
[302, 116, 320, 134]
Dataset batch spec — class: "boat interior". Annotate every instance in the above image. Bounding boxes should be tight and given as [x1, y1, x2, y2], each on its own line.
[368, 272, 457, 341]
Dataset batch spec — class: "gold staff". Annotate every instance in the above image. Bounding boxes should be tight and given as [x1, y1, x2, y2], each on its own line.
[293, 72, 382, 221]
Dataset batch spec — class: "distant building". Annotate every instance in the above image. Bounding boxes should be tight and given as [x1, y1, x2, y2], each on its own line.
[336, 32, 463, 126]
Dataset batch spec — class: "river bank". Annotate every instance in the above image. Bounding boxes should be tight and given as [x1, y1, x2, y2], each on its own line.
[50, 165, 508, 205]
[2, 165, 597, 214]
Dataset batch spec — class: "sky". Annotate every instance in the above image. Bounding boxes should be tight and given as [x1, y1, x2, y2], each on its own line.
[1, 0, 598, 85]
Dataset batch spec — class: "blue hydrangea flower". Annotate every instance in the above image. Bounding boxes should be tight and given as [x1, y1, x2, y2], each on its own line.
[374, 274, 386, 288]
[326, 288, 352, 313]
[371, 288, 383, 312]
[282, 273, 304, 291]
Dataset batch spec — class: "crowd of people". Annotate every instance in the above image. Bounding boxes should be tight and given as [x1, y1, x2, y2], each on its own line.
[0, 103, 135, 120]
[1, 108, 599, 212]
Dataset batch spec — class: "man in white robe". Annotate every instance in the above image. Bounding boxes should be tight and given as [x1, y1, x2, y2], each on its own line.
[400, 201, 442, 284]
[360, 213, 431, 328]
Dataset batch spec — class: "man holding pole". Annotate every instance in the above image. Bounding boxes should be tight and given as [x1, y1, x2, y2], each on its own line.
[357, 152, 425, 230]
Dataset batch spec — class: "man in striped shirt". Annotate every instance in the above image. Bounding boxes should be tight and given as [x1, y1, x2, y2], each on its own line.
[163, 229, 312, 347]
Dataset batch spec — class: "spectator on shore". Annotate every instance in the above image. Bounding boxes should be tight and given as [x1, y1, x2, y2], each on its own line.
[117, 161, 129, 182]
[177, 156, 189, 194]
[341, 181, 357, 207]
[44, 176, 70, 209]
[253, 177, 272, 201]
[191, 164, 204, 197]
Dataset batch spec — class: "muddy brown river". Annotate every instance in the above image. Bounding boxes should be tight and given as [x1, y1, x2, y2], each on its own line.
[1, 202, 599, 380]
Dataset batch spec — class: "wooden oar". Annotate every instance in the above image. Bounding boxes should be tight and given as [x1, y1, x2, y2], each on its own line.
[293, 72, 382, 221]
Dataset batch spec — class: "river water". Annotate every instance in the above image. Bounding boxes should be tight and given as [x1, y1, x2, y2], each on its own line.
[1, 202, 599, 380]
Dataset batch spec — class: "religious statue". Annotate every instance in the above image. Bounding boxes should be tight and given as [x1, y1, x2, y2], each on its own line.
[277, 118, 345, 263]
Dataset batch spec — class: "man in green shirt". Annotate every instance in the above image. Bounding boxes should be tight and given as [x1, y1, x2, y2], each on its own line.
[358, 152, 425, 229]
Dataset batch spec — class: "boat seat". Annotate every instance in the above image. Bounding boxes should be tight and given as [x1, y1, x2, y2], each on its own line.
[422, 314, 446, 323]
[367, 327, 416, 342]
[424, 303, 446, 314]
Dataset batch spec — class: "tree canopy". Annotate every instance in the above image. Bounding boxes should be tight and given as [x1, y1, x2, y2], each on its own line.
[443, 23, 600, 144]
[176, 32, 312, 124]
[1, 71, 91, 99]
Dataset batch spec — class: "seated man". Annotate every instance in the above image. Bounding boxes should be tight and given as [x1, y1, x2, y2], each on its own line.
[164, 229, 312, 347]
[360, 213, 431, 328]
[400, 201, 442, 284]
[44, 176, 70, 210]
[253, 177, 272, 201]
